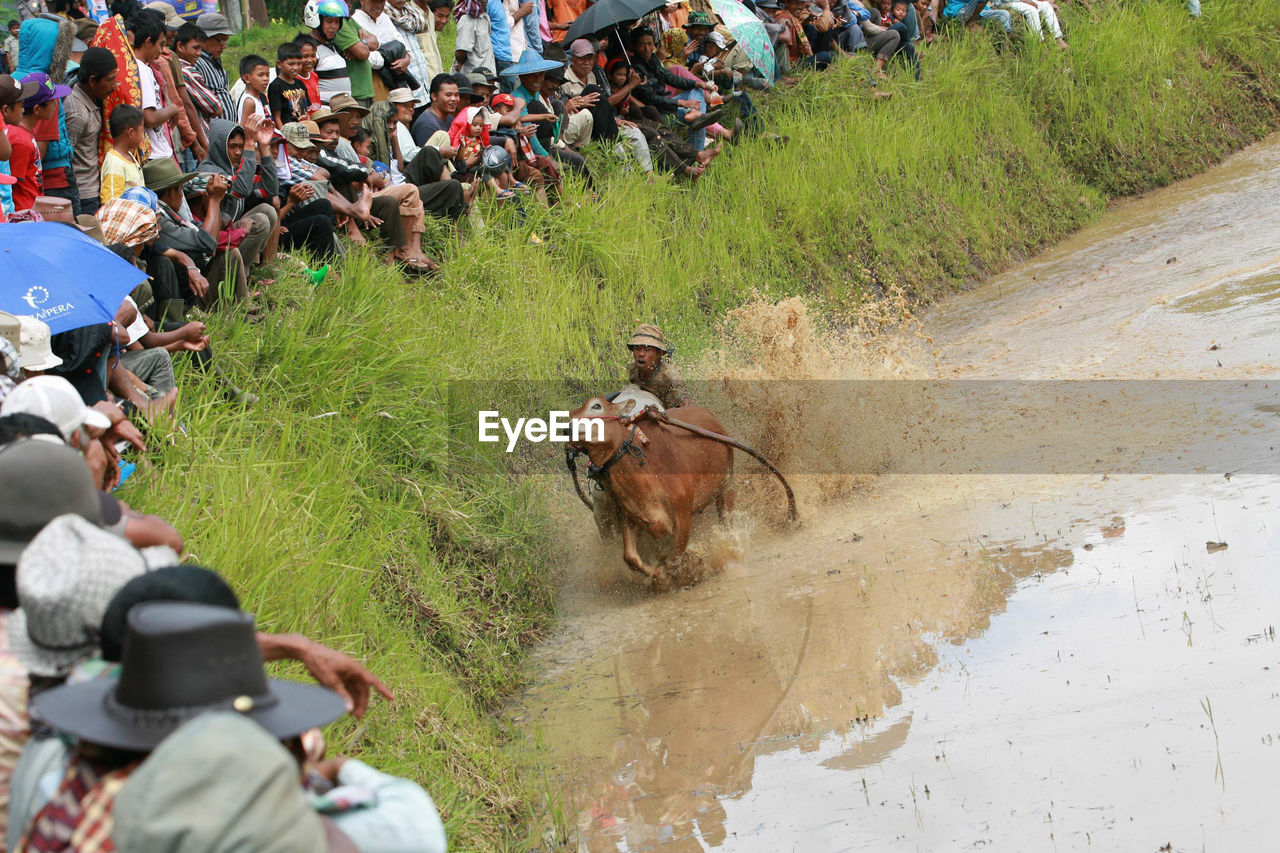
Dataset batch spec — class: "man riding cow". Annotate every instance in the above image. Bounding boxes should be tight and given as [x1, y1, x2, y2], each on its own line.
[626, 324, 690, 409]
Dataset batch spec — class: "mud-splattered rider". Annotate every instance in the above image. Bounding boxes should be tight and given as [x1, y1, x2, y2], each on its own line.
[625, 324, 690, 409]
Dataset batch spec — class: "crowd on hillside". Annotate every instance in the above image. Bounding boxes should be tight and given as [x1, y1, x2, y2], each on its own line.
[0, 0, 1206, 847]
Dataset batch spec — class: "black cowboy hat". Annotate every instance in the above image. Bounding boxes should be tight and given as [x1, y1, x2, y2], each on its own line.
[32, 601, 346, 752]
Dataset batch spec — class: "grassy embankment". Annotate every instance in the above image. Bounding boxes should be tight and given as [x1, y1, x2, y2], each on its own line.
[128, 3, 1280, 848]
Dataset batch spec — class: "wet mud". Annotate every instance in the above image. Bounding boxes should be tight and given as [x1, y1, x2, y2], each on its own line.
[510, 134, 1280, 851]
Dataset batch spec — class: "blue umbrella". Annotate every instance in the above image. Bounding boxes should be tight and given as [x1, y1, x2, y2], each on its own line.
[0, 223, 147, 335]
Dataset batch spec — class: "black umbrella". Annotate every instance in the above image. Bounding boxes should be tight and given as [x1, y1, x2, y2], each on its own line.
[563, 0, 666, 46]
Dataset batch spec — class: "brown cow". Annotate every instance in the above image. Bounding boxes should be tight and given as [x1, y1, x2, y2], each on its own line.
[569, 396, 734, 590]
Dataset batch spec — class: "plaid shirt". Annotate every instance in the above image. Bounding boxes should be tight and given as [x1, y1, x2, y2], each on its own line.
[16, 757, 136, 853]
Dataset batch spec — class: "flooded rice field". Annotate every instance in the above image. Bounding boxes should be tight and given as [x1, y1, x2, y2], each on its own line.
[511, 134, 1280, 851]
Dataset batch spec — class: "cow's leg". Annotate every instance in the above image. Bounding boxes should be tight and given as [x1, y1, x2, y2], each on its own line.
[621, 515, 664, 582]
[716, 485, 735, 522]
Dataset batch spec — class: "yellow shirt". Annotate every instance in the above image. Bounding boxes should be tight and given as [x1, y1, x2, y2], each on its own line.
[99, 148, 144, 204]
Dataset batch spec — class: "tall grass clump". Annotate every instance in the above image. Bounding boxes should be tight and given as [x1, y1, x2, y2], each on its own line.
[128, 2, 1280, 847]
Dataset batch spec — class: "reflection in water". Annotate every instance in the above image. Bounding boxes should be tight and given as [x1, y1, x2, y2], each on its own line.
[518, 516, 1075, 850]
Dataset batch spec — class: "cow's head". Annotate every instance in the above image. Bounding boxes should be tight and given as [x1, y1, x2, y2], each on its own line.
[567, 396, 624, 450]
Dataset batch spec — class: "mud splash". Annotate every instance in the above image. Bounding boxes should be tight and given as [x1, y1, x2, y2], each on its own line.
[514, 133, 1280, 851]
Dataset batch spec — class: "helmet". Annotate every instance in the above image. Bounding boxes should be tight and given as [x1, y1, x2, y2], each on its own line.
[480, 145, 512, 178]
[304, 0, 350, 29]
[120, 186, 159, 212]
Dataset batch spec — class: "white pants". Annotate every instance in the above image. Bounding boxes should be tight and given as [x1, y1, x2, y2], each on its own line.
[561, 110, 594, 149]
[614, 124, 653, 174]
[1001, 0, 1063, 39]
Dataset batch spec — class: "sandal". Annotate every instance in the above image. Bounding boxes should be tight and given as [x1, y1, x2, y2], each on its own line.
[495, 188, 517, 200]
[511, 180, 532, 193]
[398, 257, 440, 277]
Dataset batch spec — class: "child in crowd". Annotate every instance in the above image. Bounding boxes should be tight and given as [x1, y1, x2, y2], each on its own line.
[292, 34, 322, 110]
[4, 73, 70, 212]
[490, 94, 555, 202]
[269, 42, 312, 127]
[237, 54, 271, 125]
[174, 24, 221, 144]
[449, 106, 516, 199]
[101, 104, 146, 204]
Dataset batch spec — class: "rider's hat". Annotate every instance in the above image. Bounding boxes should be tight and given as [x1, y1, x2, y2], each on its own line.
[627, 325, 671, 353]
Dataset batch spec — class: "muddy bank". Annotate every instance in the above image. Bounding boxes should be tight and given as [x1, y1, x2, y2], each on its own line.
[510, 134, 1280, 850]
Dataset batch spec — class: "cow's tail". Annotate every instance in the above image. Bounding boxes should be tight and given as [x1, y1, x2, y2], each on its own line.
[657, 413, 799, 523]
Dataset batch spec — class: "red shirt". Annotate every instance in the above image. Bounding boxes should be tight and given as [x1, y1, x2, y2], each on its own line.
[32, 112, 67, 189]
[5, 123, 41, 211]
[296, 72, 321, 111]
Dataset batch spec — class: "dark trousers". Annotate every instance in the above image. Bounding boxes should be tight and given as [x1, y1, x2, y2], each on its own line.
[80, 196, 100, 216]
[43, 168, 82, 216]
[583, 85, 620, 143]
[403, 146, 467, 220]
[888, 22, 921, 79]
[282, 199, 338, 260]
[550, 146, 593, 190]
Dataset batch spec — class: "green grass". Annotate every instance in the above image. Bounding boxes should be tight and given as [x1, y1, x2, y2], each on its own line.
[125, 2, 1280, 849]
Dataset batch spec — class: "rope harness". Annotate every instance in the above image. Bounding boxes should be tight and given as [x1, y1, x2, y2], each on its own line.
[585, 425, 646, 486]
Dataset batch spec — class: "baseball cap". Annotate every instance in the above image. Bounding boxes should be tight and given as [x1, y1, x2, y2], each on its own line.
[0, 74, 38, 108]
[386, 87, 415, 104]
[15, 316, 63, 371]
[491, 93, 515, 110]
[196, 12, 234, 37]
[0, 375, 112, 442]
[568, 38, 596, 58]
[281, 122, 316, 149]
[144, 1, 186, 29]
[21, 72, 71, 109]
[0, 440, 104, 566]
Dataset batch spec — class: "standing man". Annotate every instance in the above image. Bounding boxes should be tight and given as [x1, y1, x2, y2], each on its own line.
[194, 12, 235, 121]
[62, 47, 117, 216]
[451, 0, 493, 74]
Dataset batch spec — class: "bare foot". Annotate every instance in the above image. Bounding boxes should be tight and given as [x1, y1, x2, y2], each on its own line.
[695, 143, 722, 166]
[1056, 38, 1069, 49]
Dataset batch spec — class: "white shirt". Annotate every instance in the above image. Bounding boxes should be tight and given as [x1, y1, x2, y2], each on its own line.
[506, 0, 527, 58]
[395, 123, 420, 165]
[135, 61, 173, 160]
[352, 10, 401, 70]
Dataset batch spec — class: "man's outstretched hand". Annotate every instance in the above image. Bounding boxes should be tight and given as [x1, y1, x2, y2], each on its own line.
[259, 633, 395, 718]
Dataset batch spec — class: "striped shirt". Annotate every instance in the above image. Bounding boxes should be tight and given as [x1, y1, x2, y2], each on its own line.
[194, 51, 235, 122]
[276, 154, 319, 189]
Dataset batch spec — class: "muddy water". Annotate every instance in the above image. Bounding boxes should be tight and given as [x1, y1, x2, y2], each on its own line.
[511, 134, 1280, 851]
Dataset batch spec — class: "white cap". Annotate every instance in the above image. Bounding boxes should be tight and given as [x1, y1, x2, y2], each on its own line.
[16, 316, 62, 371]
[0, 376, 112, 441]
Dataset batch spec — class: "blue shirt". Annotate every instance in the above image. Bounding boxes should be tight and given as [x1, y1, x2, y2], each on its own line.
[487, 0, 513, 63]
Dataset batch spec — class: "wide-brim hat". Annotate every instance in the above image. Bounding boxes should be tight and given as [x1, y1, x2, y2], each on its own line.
[327, 93, 369, 115]
[501, 49, 564, 78]
[32, 601, 346, 752]
[309, 107, 337, 124]
[142, 158, 198, 192]
[628, 323, 671, 352]
[75, 214, 105, 243]
[0, 441, 102, 566]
